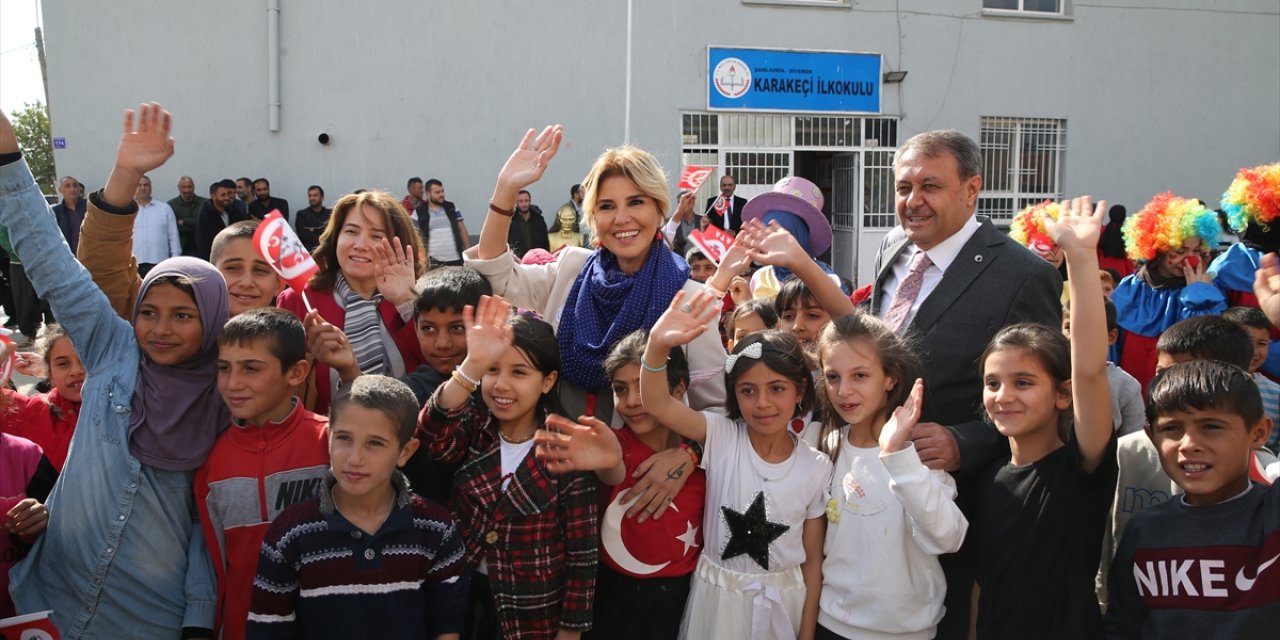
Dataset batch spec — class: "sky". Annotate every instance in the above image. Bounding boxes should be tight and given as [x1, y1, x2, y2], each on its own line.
[0, 0, 47, 115]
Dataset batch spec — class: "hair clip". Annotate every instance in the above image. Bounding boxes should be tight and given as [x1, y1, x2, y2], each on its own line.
[725, 341, 764, 374]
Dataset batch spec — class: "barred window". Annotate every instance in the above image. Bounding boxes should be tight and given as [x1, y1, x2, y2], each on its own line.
[978, 117, 1066, 226]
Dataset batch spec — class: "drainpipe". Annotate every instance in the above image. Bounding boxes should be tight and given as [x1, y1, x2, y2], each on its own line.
[267, 0, 281, 132]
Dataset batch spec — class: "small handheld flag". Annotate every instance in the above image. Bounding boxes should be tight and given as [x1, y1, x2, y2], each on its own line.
[678, 165, 716, 192]
[253, 210, 319, 311]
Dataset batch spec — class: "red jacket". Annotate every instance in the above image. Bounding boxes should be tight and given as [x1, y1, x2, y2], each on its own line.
[195, 401, 330, 640]
[277, 285, 424, 413]
[1, 388, 79, 472]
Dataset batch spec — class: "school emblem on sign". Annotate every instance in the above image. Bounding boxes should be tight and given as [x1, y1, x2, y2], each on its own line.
[713, 57, 751, 99]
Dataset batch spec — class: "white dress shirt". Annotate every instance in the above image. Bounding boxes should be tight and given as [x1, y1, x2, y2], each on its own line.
[134, 199, 182, 265]
[879, 216, 982, 328]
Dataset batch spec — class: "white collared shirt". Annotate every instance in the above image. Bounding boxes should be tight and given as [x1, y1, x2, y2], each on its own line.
[879, 216, 983, 328]
[134, 199, 182, 264]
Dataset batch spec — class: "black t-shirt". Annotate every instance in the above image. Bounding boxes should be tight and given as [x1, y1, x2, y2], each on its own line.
[972, 430, 1119, 639]
[400, 365, 460, 504]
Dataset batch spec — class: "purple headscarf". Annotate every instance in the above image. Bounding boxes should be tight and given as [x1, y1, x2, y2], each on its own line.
[128, 257, 230, 471]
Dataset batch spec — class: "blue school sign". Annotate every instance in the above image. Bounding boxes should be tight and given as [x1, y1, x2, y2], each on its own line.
[707, 47, 882, 114]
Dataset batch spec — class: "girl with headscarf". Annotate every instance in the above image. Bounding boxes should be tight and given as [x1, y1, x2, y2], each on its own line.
[465, 127, 727, 422]
[1, 104, 227, 638]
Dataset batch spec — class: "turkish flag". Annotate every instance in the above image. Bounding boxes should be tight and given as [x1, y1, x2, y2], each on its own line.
[253, 210, 319, 293]
[689, 224, 735, 265]
[0, 329, 14, 386]
[678, 165, 715, 191]
[0, 610, 60, 639]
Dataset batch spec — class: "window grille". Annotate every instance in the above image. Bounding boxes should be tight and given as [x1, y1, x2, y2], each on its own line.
[862, 150, 896, 229]
[795, 117, 858, 148]
[978, 116, 1066, 226]
[724, 152, 791, 186]
[721, 114, 791, 147]
[983, 0, 1062, 14]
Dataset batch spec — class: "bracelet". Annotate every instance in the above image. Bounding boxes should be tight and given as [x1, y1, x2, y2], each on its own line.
[683, 439, 703, 465]
[678, 442, 699, 466]
[488, 201, 515, 217]
[641, 357, 668, 373]
[454, 367, 481, 388]
[450, 370, 478, 394]
[703, 282, 727, 300]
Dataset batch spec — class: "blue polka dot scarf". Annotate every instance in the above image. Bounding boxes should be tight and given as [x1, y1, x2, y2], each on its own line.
[557, 241, 690, 392]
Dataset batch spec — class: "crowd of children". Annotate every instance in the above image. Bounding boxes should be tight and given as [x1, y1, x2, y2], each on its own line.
[0, 103, 1277, 640]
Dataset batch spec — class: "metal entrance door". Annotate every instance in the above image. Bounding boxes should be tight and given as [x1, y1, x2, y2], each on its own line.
[830, 152, 858, 282]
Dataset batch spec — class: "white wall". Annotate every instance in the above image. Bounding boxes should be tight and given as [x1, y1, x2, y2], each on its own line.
[43, 0, 1279, 233]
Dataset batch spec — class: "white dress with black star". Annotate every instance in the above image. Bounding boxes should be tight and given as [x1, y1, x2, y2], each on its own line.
[679, 412, 832, 640]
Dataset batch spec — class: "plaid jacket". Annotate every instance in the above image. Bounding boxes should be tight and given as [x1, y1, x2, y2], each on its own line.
[419, 395, 598, 640]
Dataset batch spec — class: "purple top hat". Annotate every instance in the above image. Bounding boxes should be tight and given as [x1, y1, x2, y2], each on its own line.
[741, 176, 833, 257]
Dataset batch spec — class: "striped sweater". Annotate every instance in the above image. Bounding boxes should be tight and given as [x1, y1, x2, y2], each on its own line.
[246, 472, 469, 639]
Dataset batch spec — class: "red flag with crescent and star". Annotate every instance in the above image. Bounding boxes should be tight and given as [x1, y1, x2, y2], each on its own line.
[253, 210, 319, 293]
[678, 165, 716, 192]
[689, 223, 735, 266]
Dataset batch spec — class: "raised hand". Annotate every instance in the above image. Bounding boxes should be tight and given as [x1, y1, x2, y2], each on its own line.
[534, 414, 623, 475]
[495, 126, 563, 194]
[879, 378, 924, 453]
[372, 237, 417, 306]
[749, 221, 810, 270]
[1045, 196, 1106, 252]
[650, 290, 719, 349]
[461, 295, 514, 372]
[673, 191, 696, 224]
[1254, 253, 1280, 327]
[115, 103, 175, 176]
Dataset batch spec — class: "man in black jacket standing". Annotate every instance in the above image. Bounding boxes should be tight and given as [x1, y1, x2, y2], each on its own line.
[416, 178, 470, 267]
[704, 174, 748, 232]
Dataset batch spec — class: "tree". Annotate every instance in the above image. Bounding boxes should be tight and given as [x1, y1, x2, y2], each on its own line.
[9, 102, 55, 195]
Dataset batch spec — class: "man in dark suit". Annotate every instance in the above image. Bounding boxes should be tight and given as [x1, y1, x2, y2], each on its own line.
[868, 129, 1062, 640]
[195, 179, 250, 261]
[703, 174, 748, 232]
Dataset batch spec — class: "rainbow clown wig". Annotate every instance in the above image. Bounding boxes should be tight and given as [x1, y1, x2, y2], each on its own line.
[1222, 162, 1280, 233]
[1121, 192, 1222, 263]
[1010, 200, 1061, 255]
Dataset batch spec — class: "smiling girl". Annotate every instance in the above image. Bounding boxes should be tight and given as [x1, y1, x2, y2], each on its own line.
[969, 197, 1116, 639]
[2, 104, 230, 637]
[642, 291, 832, 640]
[4, 324, 84, 472]
[419, 295, 598, 640]
[812, 314, 967, 639]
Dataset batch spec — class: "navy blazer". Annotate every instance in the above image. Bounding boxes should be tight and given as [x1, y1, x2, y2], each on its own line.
[870, 217, 1063, 469]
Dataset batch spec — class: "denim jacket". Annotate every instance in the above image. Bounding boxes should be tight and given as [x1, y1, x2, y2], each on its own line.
[0, 158, 216, 638]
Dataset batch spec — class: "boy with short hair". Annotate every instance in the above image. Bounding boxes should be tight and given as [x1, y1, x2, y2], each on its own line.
[1222, 305, 1280, 452]
[685, 247, 715, 283]
[1104, 360, 1278, 639]
[195, 307, 329, 640]
[210, 220, 285, 316]
[247, 375, 468, 640]
[1101, 316, 1271, 605]
[308, 266, 490, 503]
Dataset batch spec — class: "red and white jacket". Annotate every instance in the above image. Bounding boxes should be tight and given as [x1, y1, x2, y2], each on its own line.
[195, 400, 330, 640]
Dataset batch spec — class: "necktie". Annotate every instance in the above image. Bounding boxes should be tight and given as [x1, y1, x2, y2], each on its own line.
[885, 251, 933, 334]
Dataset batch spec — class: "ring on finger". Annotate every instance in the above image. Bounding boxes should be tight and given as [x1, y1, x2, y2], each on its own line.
[678, 303, 693, 313]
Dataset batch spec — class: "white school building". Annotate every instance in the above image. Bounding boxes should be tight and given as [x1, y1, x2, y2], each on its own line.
[40, 0, 1280, 284]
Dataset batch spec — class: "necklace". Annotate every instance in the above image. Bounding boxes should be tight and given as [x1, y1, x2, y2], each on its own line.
[499, 429, 535, 445]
